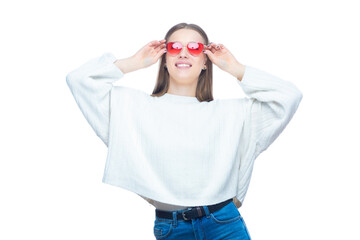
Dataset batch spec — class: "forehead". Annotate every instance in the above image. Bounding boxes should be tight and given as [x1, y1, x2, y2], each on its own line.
[168, 29, 204, 44]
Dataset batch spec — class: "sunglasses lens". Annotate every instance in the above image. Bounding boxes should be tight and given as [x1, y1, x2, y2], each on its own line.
[188, 42, 204, 56]
[166, 42, 204, 56]
[166, 42, 182, 55]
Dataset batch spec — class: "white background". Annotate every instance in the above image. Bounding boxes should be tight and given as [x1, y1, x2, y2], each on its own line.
[1, 0, 359, 239]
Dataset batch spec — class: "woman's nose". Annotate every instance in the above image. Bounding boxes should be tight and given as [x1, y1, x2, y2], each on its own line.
[178, 47, 190, 57]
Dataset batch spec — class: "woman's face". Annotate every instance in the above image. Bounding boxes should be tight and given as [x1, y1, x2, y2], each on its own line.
[165, 29, 207, 86]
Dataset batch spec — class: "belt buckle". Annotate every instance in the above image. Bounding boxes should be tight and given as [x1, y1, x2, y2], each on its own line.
[182, 208, 192, 221]
[182, 206, 202, 221]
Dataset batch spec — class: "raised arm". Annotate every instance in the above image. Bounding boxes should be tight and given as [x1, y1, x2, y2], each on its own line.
[66, 52, 127, 146]
[238, 66, 303, 158]
[204, 42, 302, 156]
[66, 40, 167, 146]
[234, 65, 303, 207]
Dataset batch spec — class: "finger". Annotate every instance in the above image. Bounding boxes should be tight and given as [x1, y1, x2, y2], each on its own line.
[211, 43, 224, 54]
[204, 49, 214, 62]
[149, 40, 159, 46]
[217, 44, 226, 52]
[155, 47, 167, 59]
[204, 45, 212, 53]
[154, 42, 166, 52]
[158, 39, 166, 47]
[150, 39, 165, 47]
[210, 43, 218, 48]
[205, 43, 213, 50]
[156, 42, 167, 51]
[209, 44, 217, 54]
[212, 42, 221, 50]
[209, 43, 220, 53]
[151, 42, 166, 54]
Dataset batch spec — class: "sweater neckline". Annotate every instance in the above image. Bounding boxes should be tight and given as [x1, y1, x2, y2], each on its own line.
[161, 93, 200, 103]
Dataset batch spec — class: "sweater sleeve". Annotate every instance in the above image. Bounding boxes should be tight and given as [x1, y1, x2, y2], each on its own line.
[238, 65, 303, 159]
[66, 52, 125, 147]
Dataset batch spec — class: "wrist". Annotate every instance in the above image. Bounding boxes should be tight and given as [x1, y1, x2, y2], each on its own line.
[114, 56, 140, 74]
[230, 61, 246, 82]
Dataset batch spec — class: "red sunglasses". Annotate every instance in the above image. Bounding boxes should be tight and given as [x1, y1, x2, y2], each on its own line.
[165, 42, 205, 56]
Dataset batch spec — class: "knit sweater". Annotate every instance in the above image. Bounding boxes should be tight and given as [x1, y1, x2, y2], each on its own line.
[66, 52, 303, 208]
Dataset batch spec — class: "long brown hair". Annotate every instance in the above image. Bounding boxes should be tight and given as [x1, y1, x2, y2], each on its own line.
[150, 23, 214, 102]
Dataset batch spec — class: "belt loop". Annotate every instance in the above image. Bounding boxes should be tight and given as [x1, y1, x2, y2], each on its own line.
[172, 211, 177, 227]
[203, 205, 210, 217]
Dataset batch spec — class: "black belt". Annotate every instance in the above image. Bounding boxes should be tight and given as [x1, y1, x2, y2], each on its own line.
[155, 198, 233, 221]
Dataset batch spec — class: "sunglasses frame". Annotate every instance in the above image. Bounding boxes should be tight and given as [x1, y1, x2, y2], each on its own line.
[165, 41, 207, 56]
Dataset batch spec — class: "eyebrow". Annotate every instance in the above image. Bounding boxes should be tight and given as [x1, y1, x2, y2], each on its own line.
[168, 41, 205, 44]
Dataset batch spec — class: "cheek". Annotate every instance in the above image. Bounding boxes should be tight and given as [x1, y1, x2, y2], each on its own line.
[193, 60, 203, 68]
[166, 56, 175, 67]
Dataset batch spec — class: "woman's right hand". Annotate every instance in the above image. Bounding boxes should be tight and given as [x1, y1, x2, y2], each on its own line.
[132, 40, 167, 69]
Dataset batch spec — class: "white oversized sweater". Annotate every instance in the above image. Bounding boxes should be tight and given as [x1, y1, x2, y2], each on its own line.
[66, 52, 303, 209]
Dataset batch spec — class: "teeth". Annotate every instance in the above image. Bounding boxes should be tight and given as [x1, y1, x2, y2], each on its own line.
[177, 64, 191, 67]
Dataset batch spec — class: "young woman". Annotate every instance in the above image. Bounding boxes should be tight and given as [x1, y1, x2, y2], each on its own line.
[66, 22, 303, 239]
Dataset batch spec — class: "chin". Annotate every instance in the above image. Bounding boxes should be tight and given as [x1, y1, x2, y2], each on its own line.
[170, 75, 198, 84]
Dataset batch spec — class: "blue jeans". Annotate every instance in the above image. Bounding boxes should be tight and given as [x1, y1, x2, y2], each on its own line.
[153, 201, 251, 239]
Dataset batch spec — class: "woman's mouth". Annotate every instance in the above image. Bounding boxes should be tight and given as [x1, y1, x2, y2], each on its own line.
[175, 63, 192, 69]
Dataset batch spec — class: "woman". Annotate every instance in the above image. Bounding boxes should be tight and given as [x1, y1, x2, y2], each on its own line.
[66, 22, 303, 239]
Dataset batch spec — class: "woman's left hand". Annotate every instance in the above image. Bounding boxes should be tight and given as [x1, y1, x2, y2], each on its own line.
[204, 43, 245, 80]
